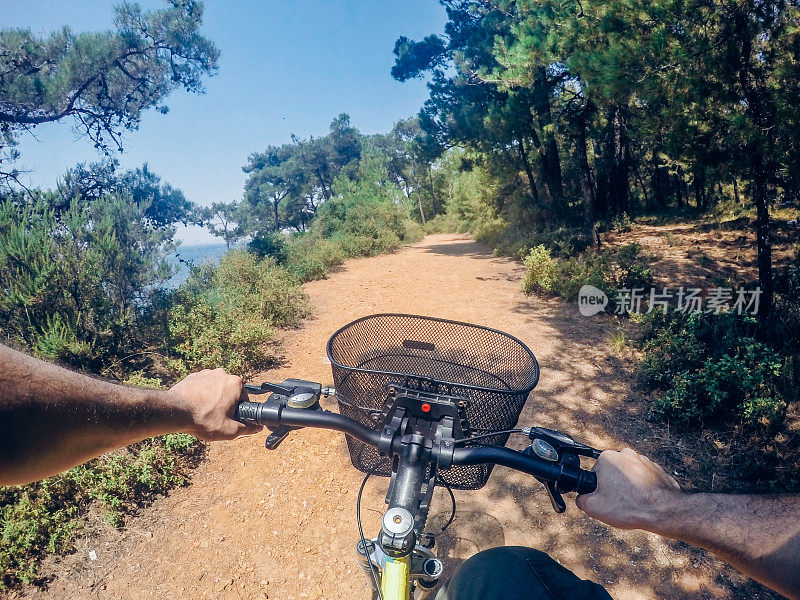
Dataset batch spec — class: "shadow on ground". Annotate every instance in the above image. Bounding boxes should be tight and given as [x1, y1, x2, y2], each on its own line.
[416, 236, 783, 600]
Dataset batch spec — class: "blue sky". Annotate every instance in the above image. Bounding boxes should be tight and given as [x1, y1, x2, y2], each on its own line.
[1, 0, 446, 244]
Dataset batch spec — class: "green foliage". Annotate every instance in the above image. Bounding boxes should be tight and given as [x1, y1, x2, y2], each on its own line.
[248, 231, 288, 264]
[202, 201, 245, 250]
[315, 155, 409, 249]
[0, 190, 176, 372]
[237, 114, 363, 236]
[608, 243, 654, 291]
[167, 250, 309, 377]
[0, 1, 218, 185]
[641, 312, 790, 428]
[0, 434, 202, 588]
[522, 245, 559, 295]
[394, 0, 800, 323]
[610, 213, 633, 233]
[443, 162, 509, 244]
[522, 243, 653, 301]
[283, 235, 345, 281]
[424, 212, 461, 234]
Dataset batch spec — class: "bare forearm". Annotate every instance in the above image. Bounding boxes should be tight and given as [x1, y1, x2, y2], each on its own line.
[577, 449, 800, 600]
[646, 493, 800, 599]
[0, 344, 191, 485]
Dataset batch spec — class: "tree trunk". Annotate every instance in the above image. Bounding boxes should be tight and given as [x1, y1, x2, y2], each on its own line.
[427, 169, 439, 216]
[693, 162, 707, 210]
[517, 136, 540, 204]
[603, 106, 631, 215]
[652, 160, 667, 208]
[635, 167, 650, 208]
[532, 67, 565, 212]
[573, 102, 599, 247]
[753, 161, 773, 323]
[733, 177, 741, 206]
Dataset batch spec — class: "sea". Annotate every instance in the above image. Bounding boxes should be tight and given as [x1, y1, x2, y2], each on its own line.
[165, 242, 231, 289]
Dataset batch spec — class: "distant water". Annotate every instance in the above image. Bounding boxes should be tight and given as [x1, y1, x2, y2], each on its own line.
[165, 243, 230, 289]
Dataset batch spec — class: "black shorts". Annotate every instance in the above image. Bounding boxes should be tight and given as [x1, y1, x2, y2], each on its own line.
[435, 547, 613, 600]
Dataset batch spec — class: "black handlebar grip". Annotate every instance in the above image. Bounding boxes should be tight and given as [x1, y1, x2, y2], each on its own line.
[235, 400, 261, 424]
[576, 469, 597, 495]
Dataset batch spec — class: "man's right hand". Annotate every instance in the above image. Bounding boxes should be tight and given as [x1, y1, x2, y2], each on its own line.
[575, 448, 800, 599]
[576, 447, 681, 530]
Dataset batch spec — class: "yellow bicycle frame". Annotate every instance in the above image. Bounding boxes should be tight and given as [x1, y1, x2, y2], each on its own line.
[380, 553, 411, 600]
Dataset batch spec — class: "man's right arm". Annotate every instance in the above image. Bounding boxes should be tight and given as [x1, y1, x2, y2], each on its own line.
[577, 448, 800, 600]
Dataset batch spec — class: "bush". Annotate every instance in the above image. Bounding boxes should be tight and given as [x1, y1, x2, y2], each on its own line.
[441, 162, 509, 245]
[642, 311, 790, 428]
[607, 243, 654, 291]
[610, 213, 633, 233]
[0, 192, 176, 373]
[521, 243, 653, 302]
[424, 212, 461, 234]
[286, 155, 424, 280]
[167, 251, 309, 377]
[0, 434, 202, 588]
[284, 234, 348, 281]
[522, 245, 559, 295]
[248, 231, 288, 264]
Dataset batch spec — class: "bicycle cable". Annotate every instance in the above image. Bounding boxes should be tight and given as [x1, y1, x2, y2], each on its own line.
[357, 459, 388, 600]
[440, 480, 456, 533]
[454, 428, 524, 445]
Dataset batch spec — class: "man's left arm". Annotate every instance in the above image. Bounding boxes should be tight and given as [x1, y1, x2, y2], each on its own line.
[0, 343, 262, 486]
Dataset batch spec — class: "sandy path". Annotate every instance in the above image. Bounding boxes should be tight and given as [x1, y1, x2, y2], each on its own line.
[17, 234, 779, 600]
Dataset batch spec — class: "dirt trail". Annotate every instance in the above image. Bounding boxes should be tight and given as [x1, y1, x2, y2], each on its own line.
[17, 234, 778, 600]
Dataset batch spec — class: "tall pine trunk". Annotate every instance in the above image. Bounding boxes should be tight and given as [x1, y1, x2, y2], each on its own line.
[752, 152, 774, 324]
[573, 101, 599, 246]
[533, 67, 565, 212]
[517, 136, 540, 204]
[600, 106, 631, 216]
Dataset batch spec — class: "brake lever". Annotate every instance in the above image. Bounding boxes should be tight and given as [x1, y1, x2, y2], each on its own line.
[522, 427, 601, 513]
[522, 426, 601, 459]
[542, 479, 567, 513]
[524, 445, 573, 513]
[244, 382, 294, 396]
[244, 380, 323, 450]
[265, 425, 295, 450]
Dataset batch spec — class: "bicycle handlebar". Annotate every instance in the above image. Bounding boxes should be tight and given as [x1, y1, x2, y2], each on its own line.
[236, 400, 382, 447]
[235, 399, 597, 495]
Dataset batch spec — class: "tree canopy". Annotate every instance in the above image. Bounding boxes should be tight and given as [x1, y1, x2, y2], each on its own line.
[0, 0, 219, 188]
[393, 0, 800, 318]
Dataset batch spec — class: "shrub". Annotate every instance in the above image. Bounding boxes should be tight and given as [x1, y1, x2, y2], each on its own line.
[642, 311, 790, 428]
[522, 245, 559, 295]
[296, 155, 423, 275]
[167, 251, 309, 377]
[285, 234, 348, 281]
[248, 231, 288, 264]
[610, 213, 633, 233]
[521, 243, 653, 302]
[606, 243, 654, 291]
[0, 192, 176, 373]
[0, 434, 202, 588]
[442, 163, 509, 245]
[424, 212, 461, 234]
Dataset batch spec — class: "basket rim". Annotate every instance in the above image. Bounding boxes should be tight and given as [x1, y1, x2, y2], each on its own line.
[325, 313, 540, 395]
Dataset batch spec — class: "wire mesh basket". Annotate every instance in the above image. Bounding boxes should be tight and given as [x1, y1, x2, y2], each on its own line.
[327, 314, 540, 490]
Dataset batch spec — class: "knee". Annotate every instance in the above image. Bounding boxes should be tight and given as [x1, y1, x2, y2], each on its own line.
[437, 547, 555, 600]
[459, 546, 550, 573]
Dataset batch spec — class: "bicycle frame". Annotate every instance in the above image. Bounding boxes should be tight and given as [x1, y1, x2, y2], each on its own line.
[357, 432, 444, 599]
